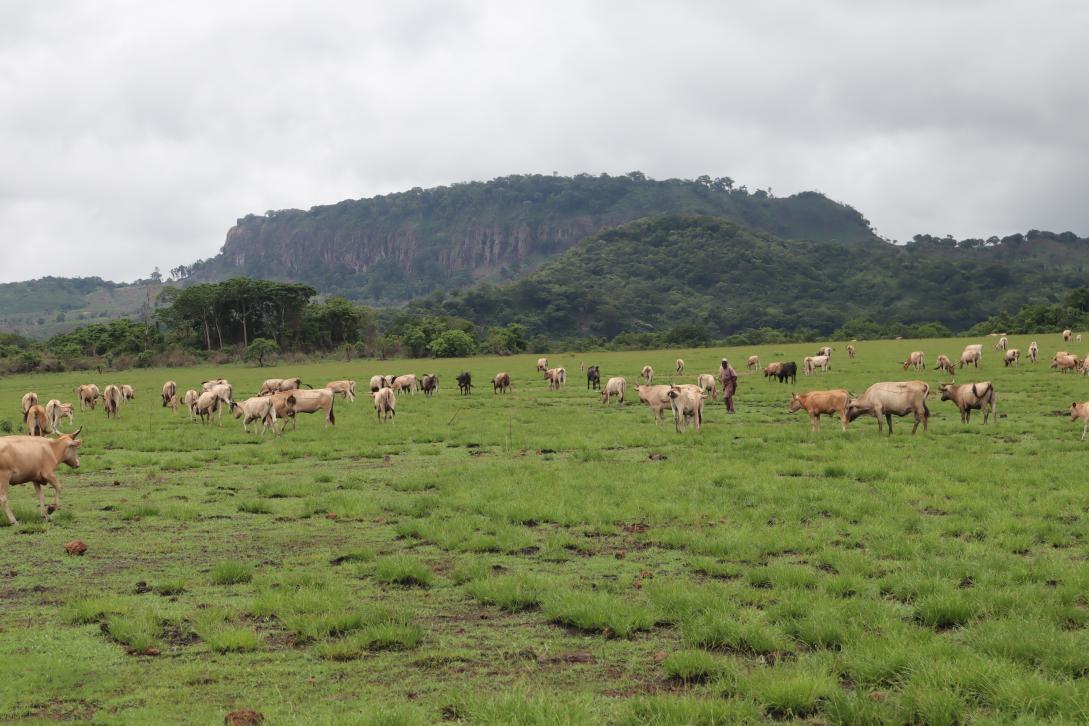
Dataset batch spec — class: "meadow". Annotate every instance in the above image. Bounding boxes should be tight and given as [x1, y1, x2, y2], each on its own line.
[2, 334, 1089, 724]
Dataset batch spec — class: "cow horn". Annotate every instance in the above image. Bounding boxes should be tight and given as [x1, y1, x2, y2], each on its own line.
[72, 426, 82, 439]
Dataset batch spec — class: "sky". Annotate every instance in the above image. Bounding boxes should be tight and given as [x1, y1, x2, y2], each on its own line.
[2, 1, 1087, 283]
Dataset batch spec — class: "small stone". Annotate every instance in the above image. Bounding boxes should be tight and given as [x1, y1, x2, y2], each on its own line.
[653, 651, 668, 663]
[64, 540, 87, 556]
[224, 710, 264, 726]
[324, 512, 338, 520]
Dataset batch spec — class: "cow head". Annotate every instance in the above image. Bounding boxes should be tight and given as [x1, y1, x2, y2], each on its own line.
[59, 429, 83, 468]
[788, 394, 803, 412]
[844, 398, 869, 422]
[666, 386, 682, 401]
[1072, 403, 1083, 421]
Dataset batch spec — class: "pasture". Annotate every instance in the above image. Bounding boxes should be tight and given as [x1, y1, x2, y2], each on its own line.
[2, 335, 1089, 724]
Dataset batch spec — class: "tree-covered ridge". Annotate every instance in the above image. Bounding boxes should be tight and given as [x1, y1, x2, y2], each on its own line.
[414, 215, 1089, 339]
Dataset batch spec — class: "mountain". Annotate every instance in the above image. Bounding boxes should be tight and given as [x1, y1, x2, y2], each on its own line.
[412, 216, 1089, 338]
[0, 277, 162, 340]
[181, 173, 879, 302]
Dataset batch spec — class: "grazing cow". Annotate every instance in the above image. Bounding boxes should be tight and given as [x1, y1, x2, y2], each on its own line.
[121, 385, 135, 401]
[1069, 402, 1089, 441]
[902, 351, 925, 371]
[817, 346, 834, 358]
[202, 378, 230, 392]
[763, 362, 783, 379]
[666, 385, 706, 432]
[162, 381, 177, 407]
[934, 354, 955, 374]
[231, 396, 278, 434]
[1051, 353, 1080, 373]
[536, 358, 549, 373]
[272, 389, 336, 431]
[747, 355, 760, 370]
[846, 381, 930, 435]
[102, 385, 123, 419]
[940, 381, 996, 424]
[641, 365, 654, 385]
[421, 374, 439, 397]
[369, 375, 390, 393]
[259, 377, 306, 396]
[457, 372, 473, 395]
[326, 380, 357, 402]
[168, 395, 179, 414]
[994, 336, 1008, 351]
[635, 384, 674, 424]
[24, 405, 48, 436]
[493, 372, 511, 393]
[73, 386, 98, 413]
[194, 390, 227, 425]
[544, 367, 566, 391]
[675, 359, 685, 375]
[0, 429, 83, 525]
[1079, 334, 1085, 343]
[586, 365, 601, 390]
[774, 362, 797, 384]
[1063, 329, 1073, 342]
[1004, 349, 1021, 367]
[183, 390, 200, 420]
[789, 389, 850, 432]
[372, 387, 396, 423]
[45, 401, 74, 433]
[1028, 341, 1039, 364]
[20, 392, 38, 416]
[804, 355, 830, 375]
[601, 377, 626, 404]
[697, 373, 717, 399]
[847, 344, 856, 360]
[392, 374, 418, 394]
[958, 345, 983, 369]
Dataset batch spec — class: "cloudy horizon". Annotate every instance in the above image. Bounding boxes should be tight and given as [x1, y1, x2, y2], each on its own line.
[3, 1, 1087, 284]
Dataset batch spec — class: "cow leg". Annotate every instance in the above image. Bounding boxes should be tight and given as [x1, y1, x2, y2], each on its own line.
[1083, 421, 1088, 441]
[885, 413, 894, 436]
[0, 477, 15, 525]
[33, 481, 48, 520]
[839, 410, 847, 432]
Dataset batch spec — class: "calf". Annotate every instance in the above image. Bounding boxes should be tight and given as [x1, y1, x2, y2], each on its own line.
[586, 365, 601, 390]
[601, 377, 626, 404]
[935, 354, 955, 374]
[1070, 401, 1089, 441]
[372, 387, 396, 423]
[231, 396, 278, 434]
[0, 429, 83, 525]
[421, 374, 439, 397]
[162, 380, 177, 407]
[666, 385, 706, 432]
[902, 351, 925, 371]
[326, 380, 357, 402]
[747, 355, 760, 370]
[45, 400, 74, 433]
[24, 405, 48, 436]
[1004, 349, 1021, 367]
[457, 372, 473, 395]
[940, 381, 996, 424]
[789, 389, 850, 432]
[493, 372, 511, 394]
[183, 389, 200, 420]
[641, 365, 653, 385]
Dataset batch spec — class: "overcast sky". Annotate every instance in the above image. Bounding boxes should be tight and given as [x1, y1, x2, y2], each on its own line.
[3, 1, 1087, 283]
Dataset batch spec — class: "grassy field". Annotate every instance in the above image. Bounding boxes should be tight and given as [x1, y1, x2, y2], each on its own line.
[2, 335, 1089, 724]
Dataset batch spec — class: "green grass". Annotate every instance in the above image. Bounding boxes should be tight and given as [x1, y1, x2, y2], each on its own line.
[4, 339, 1089, 721]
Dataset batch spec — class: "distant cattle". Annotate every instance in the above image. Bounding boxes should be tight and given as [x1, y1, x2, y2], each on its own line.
[75, 385, 100, 411]
[902, 351, 925, 371]
[102, 385, 123, 419]
[995, 336, 1008, 351]
[773, 361, 797, 384]
[697, 373, 717, 398]
[326, 380, 357, 402]
[24, 405, 48, 437]
[194, 390, 225, 425]
[372, 387, 396, 423]
[641, 365, 653, 385]
[846, 381, 930, 435]
[747, 355, 760, 370]
[804, 355, 830, 375]
[817, 346, 833, 358]
[369, 375, 390, 393]
[934, 354, 955, 374]
[392, 375, 418, 394]
[121, 385, 135, 401]
[20, 392, 38, 416]
[666, 385, 706, 432]
[1070, 401, 1089, 441]
[493, 372, 511, 394]
[183, 390, 200, 420]
[536, 358, 549, 373]
[231, 396, 278, 434]
[421, 374, 439, 397]
[1051, 353, 1080, 373]
[273, 389, 336, 431]
[763, 362, 782, 379]
[456, 372, 473, 395]
[259, 378, 307, 396]
[675, 359, 685, 375]
[636, 384, 673, 424]
[1028, 341, 1039, 364]
[847, 344, 856, 360]
[586, 365, 601, 390]
[601, 377, 626, 404]
[940, 381, 996, 424]
[202, 378, 230, 392]
[958, 345, 983, 369]
[162, 381, 177, 407]
[45, 400, 73, 433]
[545, 367, 566, 391]
[1063, 329, 1073, 342]
[0, 429, 83, 525]
[789, 389, 850, 432]
[1004, 349, 1020, 367]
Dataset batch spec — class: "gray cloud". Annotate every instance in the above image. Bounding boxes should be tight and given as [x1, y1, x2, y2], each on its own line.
[2, 0, 1087, 283]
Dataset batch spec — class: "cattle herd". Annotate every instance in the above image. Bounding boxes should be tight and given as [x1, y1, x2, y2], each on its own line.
[3, 334, 1089, 525]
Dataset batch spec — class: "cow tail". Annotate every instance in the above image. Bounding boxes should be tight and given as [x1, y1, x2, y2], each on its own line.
[923, 401, 930, 418]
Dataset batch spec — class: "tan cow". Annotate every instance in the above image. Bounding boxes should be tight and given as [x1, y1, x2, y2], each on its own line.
[635, 384, 674, 424]
[958, 345, 983, 369]
[231, 396, 278, 434]
[493, 372, 511, 394]
[697, 373, 717, 399]
[817, 346, 834, 358]
[902, 351, 925, 371]
[805, 355, 830, 375]
[1070, 401, 1089, 440]
[20, 392, 38, 416]
[940, 381, 996, 424]
[934, 354, 955, 374]
[326, 380, 357, 402]
[161, 381, 177, 407]
[392, 374, 418, 394]
[1063, 329, 1073, 342]
[601, 377, 626, 404]
[0, 429, 82, 525]
[45, 400, 74, 433]
[847, 344, 856, 360]
[994, 336, 1008, 352]
[747, 355, 760, 370]
[536, 358, 549, 373]
[274, 389, 336, 431]
[1004, 349, 1021, 367]
[1079, 334, 1085, 343]
[202, 378, 230, 392]
[372, 387, 396, 423]
[369, 375, 390, 392]
[183, 389, 200, 420]
[641, 365, 654, 385]
[1028, 341, 1039, 364]
[259, 377, 305, 396]
[763, 362, 783, 379]
[24, 405, 48, 436]
[789, 389, 850, 432]
[75, 384, 100, 411]
[102, 385, 123, 419]
[675, 358, 685, 375]
[121, 385, 135, 401]
[194, 390, 226, 425]
[666, 385, 706, 432]
[846, 381, 930, 435]
[168, 395, 180, 414]
[545, 367, 566, 391]
[1051, 353, 1080, 373]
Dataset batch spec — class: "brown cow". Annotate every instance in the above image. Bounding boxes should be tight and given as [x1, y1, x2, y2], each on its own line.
[763, 362, 782, 379]
[183, 389, 200, 420]
[45, 400, 74, 433]
[1070, 402, 1089, 441]
[202, 378, 230, 392]
[958, 345, 983, 369]
[1063, 329, 1073, 342]
[24, 405, 48, 436]
[392, 374, 418, 394]
[536, 358, 549, 373]
[0, 429, 83, 525]
[20, 392, 38, 416]
[231, 396, 278, 434]
[902, 351, 925, 371]
[846, 381, 930, 435]
[102, 385, 123, 419]
[994, 336, 1008, 352]
[697, 373, 717, 399]
[372, 387, 396, 423]
[545, 367, 566, 391]
[161, 381, 177, 407]
[493, 372, 511, 394]
[789, 389, 850, 432]
[934, 354, 955, 374]
[940, 381, 996, 424]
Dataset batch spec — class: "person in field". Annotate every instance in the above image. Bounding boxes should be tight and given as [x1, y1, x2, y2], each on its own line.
[718, 357, 738, 413]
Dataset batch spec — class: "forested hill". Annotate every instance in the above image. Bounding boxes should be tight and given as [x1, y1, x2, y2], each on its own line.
[412, 216, 1089, 339]
[180, 173, 879, 302]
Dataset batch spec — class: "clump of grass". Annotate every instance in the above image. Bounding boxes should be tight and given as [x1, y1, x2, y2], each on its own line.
[237, 500, 273, 514]
[105, 610, 163, 653]
[661, 650, 727, 683]
[314, 473, 334, 483]
[120, 505, 160, 521]
[255, 482, 302, 498]
[64, 596, 126, 624]
[541, 590, 655, 638]
[688, 557, 742, 579]
[465, 574, 547, 612]
[619, 695, 760, 725]
[197, 624, 262, 653]
[313, 624, 424, 659]
[913, 592, 977, 629]
[210, 561, 254, 586]
[682, 611, 791, 655]
[331, 547, 375, 564]
[449, 557, 490, 585]
[443, 690, 599, 725]
[152, 579, 186, 597]
[373, 556, 433, 587]
[284, 604, 411, 642]
[739, 663, 837, 718]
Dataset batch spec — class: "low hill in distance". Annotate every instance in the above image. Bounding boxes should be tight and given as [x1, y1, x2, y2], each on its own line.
[0, 277, 162, 340]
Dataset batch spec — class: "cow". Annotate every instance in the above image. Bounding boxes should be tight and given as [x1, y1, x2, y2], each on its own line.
[641, 365, 654, 385]
[1051, 353, 1081, 373]
[420, 374, 439, 397]
[763, 362, 783, 379]
[1070, 401, 1089, 441]
[774, 362, 797, 384]
[102, 385, 123, 419]
[272, 389, 336, 431]
[20, 392, 38, 416]
[372, 387, 396, 423]
[995, 336, 1008, 352]
[493, 372, 511, 394]
[586, 365, 601, 390]
[536, 358, 549, 373]
[667, 385, 706, 432]
[392, 374, 418, 394]
[675, 359, 685, 375]
[44, 400, 74, 433]
[0, 429, 83, 525]
[183, 390, 200, 420]
[545, 367, 566, 391]
[846, 381, 930, 435]
[804, 355, 830, 375]
[259, 378, 307, 396]
[958, 345, 983, 369]
[75, 385, 99, 411]
[747, 355, 760, 370]
[121, 384, 135, 401]
[231, 396, 278, 434]
[902, 351, 925, 371]
[635, 384, 674, 424]
[369, 375, 391, 393]
[1063, 329, 1073, 342]
[24, 405, 48, 437]
[789, 389, 850, 432]
[168, 395, 179, 414]
[847, 344, 856, 360]
[1082, 354, 1089, 376]
[194, 390, 227, 425]
[326, 380, 357, 402]
[817, 346, 834, 358]
[1079, 334, 1085, 343]
[940, 381, 996, 424]
[934, 354, 955, 374]
[161, 381, 177, 407]
[601, 377, 626, 404]
[1028, 341, 1039, 364]
[1004, 349, 1021, 367]
[457, 372, 473, 395]
[202, 378, 230, 392]
[697, 373, 717, 399]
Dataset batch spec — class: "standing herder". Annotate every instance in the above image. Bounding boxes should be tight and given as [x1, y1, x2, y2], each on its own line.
[718, 357, 738, 413]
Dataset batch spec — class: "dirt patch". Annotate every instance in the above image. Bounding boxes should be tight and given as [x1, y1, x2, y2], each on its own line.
[537, 651, 595, 665]
[225, 709, 264, 726]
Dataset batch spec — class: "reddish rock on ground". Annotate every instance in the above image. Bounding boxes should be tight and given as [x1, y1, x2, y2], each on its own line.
[64, 540, 87, 556]
[225, 710, 264, 726]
